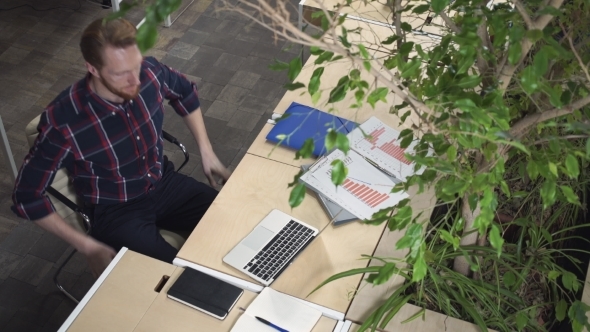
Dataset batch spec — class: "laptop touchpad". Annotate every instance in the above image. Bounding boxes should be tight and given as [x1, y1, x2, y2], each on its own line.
[242, 226, 274, 251]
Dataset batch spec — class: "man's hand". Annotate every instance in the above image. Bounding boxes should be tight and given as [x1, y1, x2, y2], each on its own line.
[201, 153, 231, 188]
[80, 238, 117, 278]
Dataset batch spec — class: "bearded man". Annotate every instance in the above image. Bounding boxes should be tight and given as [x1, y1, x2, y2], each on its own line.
[11, 18, 230, 276]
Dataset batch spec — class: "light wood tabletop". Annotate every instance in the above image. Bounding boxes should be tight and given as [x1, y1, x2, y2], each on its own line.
[63, 249, 338, 332]
[176, 152, 388, 313]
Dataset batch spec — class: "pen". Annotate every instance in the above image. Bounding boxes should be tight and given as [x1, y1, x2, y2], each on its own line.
[255, 316, 289, 332]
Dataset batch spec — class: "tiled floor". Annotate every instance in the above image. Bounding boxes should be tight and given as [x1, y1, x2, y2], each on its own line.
[0, 0, 308, 330]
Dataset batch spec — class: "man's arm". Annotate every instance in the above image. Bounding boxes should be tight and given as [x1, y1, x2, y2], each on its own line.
[183, 107, 231, 187]
[35, 212, 116, 277]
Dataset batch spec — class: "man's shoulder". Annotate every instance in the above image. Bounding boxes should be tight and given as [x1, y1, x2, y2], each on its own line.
[44, 78, 91, 127]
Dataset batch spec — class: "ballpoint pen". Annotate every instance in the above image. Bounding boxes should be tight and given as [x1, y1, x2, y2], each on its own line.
[255, 316, 289, 332]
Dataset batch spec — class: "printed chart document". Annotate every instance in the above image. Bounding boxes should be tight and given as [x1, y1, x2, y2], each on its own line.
[348, 116, 428, 182]
[231, 288, 322, 332]
[300, 149, 409, 220]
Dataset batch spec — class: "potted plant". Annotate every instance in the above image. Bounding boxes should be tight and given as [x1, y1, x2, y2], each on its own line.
[133, 0, 590, 330]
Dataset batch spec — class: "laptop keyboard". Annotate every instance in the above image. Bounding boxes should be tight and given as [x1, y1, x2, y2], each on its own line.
[244, 220, 315, 282]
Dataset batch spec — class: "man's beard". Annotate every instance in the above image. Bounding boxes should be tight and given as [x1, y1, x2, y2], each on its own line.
[100, 76, 140, 101]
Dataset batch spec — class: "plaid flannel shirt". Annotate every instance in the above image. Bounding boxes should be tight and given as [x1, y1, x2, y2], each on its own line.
[12, 57, 200, 220]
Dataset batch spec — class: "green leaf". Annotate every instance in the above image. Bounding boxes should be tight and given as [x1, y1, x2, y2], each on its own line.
[520, 67, 539, 94]
[586, 139, 590, 158]
[548, 162, 558, 177]
[314, 51, 334, 65]
[533, 47, 549, 76]
[311, 90, 321, 105]
[503, 271, 516, 287]
[336, 132, 350, 153]
[415, 44, 428, 60]
[289, 183, 306, 207]
[283, 82, 305, 90]
[331, 159, 348, 185]
[308, 67, 324, 96]
[401, 59, 421, 78]
[454, 98, 477, 112]
[309, 46, 324, 55]
[508, 43, 522, 65]
[526, 29, 543, 42]
[366, 263, 397, 285]
[358, 44, 370, 59]
[396, 223, 422, 249]
[565, 154, 580, 178]
[308, 266, 382, 296]
[412, 254, 427, 281]
[541, 180, 557, 208]
[516, 311, 528, 331]
[382, 35, 401, 45]
[548, 270, 561, 280]
[489, 224, 504, 257]
[325, 130, 337, 151]
[560, 186, 581, 205]
[136, 23, 158, 53]
[295, 138, 315, 160]
[446, 145, 457, 161]
[328, 76, 349, 103]
[412, 4, 430, 14]
[556, 299, 567, 321]
[400, 22, 412, 32]
[537, 5, 562, 16]
[268, 59, 289, 71]
[562, 271, 576, 291]
[367, 87, 388, 107]
[431, 0, 449, 14]
[457, 75, 482, 89]
[288, 56, 302, 81]
[399, 42, 414, 55]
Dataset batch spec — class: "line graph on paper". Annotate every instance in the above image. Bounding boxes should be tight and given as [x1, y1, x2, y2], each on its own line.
[348, 117, 424, 181]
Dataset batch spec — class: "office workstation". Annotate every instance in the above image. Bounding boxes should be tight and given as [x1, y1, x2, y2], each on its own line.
[52, 4, 457, 331]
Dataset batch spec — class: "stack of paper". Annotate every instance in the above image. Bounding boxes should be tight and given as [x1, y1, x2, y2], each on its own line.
[347, 116, 426, 182]
[231, 288, 322, 332]
[300, 149, 409, 220]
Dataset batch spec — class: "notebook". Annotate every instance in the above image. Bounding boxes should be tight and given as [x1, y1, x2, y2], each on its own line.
[167, 267, 243, 320]
[223, 209, 319, 286]
[231, 287, 322, 332]
[266, 102, 357, 157]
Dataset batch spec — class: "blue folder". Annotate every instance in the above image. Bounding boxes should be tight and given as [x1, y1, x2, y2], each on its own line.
[266, 102, 358, 157]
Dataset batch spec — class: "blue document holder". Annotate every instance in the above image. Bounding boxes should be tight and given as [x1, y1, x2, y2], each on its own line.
[266, 102, 357, 157]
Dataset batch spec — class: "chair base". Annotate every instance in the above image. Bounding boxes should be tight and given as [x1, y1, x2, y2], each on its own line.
[55, 249, 81, 303]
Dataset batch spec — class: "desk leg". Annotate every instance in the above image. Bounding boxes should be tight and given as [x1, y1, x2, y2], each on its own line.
[0, 116, 17, 181]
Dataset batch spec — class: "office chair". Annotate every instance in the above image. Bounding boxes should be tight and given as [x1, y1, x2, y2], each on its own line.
[25, 114, 190, 303]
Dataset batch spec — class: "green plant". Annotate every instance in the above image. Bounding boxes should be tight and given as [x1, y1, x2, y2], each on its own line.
[128, 0, 590, 330]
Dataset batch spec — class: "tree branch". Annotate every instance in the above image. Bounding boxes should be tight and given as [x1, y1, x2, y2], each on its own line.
[439, 11, 460, 34]
[497, 0, 564, 94]
[513, 0, 534, 30]
[558, 21, 590, 86]
[509, 95, 590, 138]
[394, 0, 404, 51]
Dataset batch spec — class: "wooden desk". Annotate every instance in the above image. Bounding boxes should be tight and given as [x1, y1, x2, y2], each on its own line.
[60, 248, 338, 332]
[176, 153, 387, 314]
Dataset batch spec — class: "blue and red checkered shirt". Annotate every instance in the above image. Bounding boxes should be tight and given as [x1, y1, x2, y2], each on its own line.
[12, 57, 201, 221]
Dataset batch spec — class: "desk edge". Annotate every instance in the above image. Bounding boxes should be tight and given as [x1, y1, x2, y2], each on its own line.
[58, 247, 129, 332]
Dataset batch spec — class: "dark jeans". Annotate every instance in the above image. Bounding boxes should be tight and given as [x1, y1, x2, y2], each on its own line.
[87, 161, 218, 263]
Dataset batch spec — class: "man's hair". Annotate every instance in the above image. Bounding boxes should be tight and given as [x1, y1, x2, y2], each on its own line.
[80, 18, 137, 70]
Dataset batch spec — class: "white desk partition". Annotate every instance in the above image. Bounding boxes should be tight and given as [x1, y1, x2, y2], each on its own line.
[0, 116, 17, 181]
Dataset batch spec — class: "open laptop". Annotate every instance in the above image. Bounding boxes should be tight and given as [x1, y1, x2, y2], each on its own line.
[223, 209, 319, 286]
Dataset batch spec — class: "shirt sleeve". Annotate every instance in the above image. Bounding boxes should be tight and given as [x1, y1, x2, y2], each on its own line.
[11, 110, 74, 221]
[152, 57, 201, 116]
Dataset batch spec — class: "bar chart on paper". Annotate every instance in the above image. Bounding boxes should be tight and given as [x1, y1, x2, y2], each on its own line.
[300, 149, 408, 220]
[348, 117, 424, 181]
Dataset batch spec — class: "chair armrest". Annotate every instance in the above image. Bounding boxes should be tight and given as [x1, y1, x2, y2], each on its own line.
[162, 130, 189, 172]
[46, 186, 91, 234]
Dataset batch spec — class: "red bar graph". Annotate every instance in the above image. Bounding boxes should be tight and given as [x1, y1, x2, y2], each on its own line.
[365, 127, 411, 165]
[343, 178, 389, 208]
